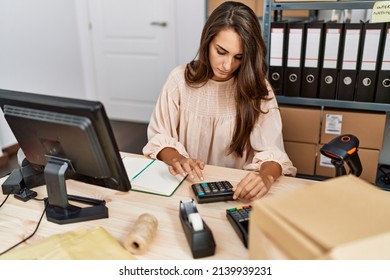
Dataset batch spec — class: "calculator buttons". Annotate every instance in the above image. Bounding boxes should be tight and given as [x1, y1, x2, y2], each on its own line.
[192, 181, 234, 203]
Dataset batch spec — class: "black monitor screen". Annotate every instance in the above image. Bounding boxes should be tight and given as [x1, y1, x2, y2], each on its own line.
[0, 89, 131, 224]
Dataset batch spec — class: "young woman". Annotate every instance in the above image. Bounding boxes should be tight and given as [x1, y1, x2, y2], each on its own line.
[143, 1, 296, 201]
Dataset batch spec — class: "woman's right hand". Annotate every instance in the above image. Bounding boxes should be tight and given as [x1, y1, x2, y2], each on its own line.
[157, 147, 205, 181]
[169, 156, 205, 181]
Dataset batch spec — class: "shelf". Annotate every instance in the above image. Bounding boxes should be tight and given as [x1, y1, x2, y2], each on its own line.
[262, 0, 388, 112]
[262, 0, 376, 54]
[270, 0, 376, 11]
[276, 96, 390, 112]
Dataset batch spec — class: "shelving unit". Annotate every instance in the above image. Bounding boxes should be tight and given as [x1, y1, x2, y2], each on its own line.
[277, 96, 390, 112]
[262, 0, 376, 46]
[261, 0, 389, 112]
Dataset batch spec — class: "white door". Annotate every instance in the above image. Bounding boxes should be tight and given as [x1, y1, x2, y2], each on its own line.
[88, 0, 176, 122]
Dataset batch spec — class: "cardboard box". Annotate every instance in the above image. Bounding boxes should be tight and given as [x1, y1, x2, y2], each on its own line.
[249, 175, 390, 259]
[316, 145, 380, 184]
[320, 109, 386, 150]
[284, 141, 317, 176]
[208, 0, 309, 17]
[255, 1, 309, 18]
[280, 10, 310, 18]
[250, 220, 390, 260]
[280, 105, 321, 143]
[324, 231, 390, 260]
[208, 0, 257, 15]
[274, 0, 337, 2]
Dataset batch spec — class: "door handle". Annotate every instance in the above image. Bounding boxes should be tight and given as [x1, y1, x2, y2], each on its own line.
[150, 21, 167, 27]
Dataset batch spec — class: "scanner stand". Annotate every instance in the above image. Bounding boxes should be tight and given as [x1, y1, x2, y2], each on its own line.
[331, 159, 347, 177]
[179, 199, 216, 258]
[321, 134, 363, 178]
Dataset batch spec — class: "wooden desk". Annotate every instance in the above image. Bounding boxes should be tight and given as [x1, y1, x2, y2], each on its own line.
[0, 153, 314, 259]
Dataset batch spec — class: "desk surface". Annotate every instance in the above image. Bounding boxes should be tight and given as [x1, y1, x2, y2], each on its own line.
[0, 153, 315, 260]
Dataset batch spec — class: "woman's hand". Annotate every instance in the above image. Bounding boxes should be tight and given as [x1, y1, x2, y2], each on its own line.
[233, 172, 274, 201]
[169, 157, 205, 181]
[157, 147, 205, 181]
[233, 161, 282, 202]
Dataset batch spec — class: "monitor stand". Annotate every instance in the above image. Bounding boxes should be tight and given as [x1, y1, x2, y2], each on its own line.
[44, 156, 108, 225]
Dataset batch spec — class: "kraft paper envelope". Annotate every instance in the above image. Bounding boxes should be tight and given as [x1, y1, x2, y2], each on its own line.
[0, 226, 136, 260]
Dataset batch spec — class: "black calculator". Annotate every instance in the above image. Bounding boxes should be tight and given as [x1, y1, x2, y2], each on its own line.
[226, 205, 252, 248]
[191, 180, 234, 203]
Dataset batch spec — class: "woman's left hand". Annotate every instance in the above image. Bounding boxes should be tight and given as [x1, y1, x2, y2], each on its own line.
[233, 161, 282, 201]
[232, 172, 274, 202]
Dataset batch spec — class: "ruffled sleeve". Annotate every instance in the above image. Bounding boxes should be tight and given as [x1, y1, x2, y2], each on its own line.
[142, 66, 190, 159]
[244, 84, 297, 176]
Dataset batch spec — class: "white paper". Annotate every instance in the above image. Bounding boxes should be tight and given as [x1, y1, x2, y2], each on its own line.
[381, 29, 390, 71]
[270, 28, 285, 67]
[304, 28, 322, 68]
[341, 29, 361, 70]
[122, 156, 185, 196]
[319, 154, 334, 168]
[325, 114, 343, 135]
[323, 28, 341, 69]
[360, 29, 381, 71]
[287, 28, 303, 67]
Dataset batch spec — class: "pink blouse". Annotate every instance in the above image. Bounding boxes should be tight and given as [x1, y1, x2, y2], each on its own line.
[143, 65, 297, 176]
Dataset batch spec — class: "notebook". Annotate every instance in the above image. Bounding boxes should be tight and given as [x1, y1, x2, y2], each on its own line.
[122, 156, 186, 196]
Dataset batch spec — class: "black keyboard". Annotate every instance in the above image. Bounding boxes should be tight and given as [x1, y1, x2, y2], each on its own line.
[226, 205, 252, 248]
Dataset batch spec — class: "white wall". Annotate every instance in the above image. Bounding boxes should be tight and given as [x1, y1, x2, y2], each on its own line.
[176, 0, 206, 64]
[0, 0, 205, 100]
[0, 0, 85, 98]
[0, 0, 86, 150]
[0, 0, 206, 150]
[0, 110, 15, 149]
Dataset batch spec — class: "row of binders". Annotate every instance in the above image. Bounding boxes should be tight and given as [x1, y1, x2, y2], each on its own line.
[269, 20, 390, 103]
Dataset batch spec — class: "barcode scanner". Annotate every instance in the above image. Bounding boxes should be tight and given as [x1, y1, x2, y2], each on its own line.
[320, 134, 362, 177]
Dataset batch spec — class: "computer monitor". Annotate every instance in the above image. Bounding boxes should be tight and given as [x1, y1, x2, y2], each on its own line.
[0, 89, 131, 224]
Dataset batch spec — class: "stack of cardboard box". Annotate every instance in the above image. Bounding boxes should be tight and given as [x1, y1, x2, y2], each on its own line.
[280, 105, 387, 184]
[280, 105, 321, 176]
[207, 0, 309, 18]
[249, 175, 390, 259]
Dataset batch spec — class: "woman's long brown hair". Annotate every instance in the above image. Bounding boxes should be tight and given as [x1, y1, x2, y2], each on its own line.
[185, 1, 270, 158]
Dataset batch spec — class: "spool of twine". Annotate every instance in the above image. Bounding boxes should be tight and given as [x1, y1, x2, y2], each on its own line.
[123, 213, 158, 255]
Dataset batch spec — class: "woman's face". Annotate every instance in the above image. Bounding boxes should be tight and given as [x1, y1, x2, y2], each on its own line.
[209, 28, 243, 81]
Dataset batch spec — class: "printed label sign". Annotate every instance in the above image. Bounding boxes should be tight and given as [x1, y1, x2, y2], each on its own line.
[325, 114, 343, 135]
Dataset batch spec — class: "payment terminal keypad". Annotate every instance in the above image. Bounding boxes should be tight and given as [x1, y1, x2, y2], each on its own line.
[226, 205, 252, 248]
